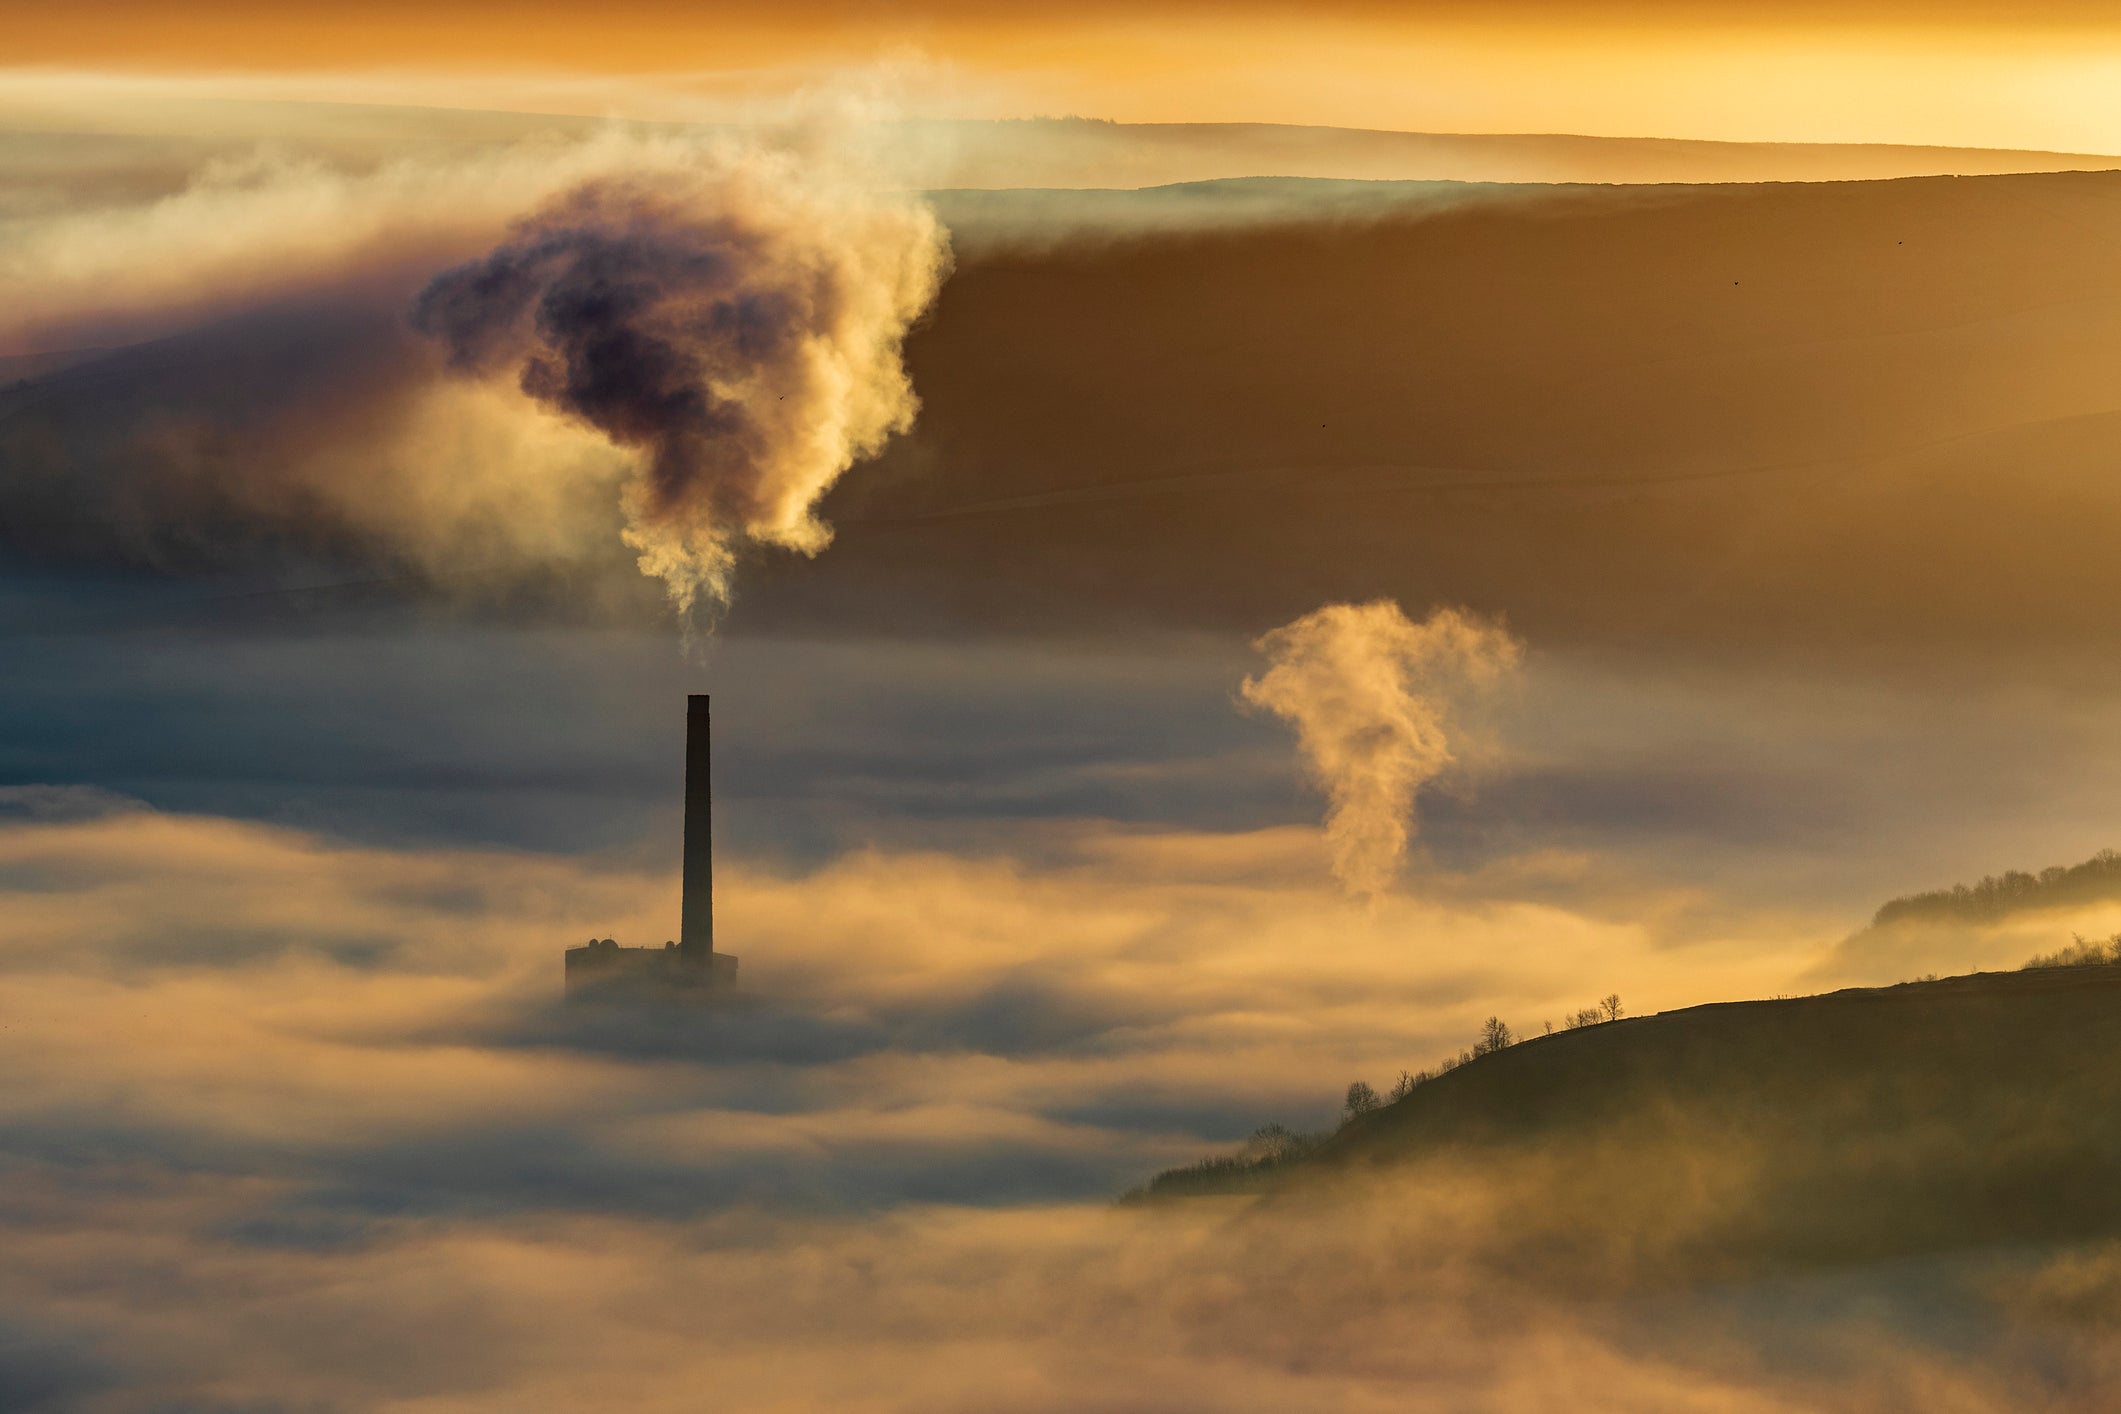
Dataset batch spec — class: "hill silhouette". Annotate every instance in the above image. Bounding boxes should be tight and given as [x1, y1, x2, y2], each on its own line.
[1138, 964, 2121, 1280]
[904, 119, 2121, 188]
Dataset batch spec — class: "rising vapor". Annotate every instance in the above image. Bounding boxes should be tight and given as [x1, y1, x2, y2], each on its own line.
[413, 155, 950, 618]
[1242, 601, 1521, 896]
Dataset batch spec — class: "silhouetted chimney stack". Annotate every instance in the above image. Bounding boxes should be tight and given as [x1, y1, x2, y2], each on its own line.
[563, 693, 737, 998]
[680, 694, 714, 962]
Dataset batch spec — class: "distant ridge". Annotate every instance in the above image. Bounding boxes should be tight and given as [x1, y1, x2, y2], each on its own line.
[904, 117, 2121, 189]
[7, 102, 2113, 197]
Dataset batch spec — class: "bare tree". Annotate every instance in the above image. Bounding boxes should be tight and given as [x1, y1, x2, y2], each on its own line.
[1473, 1016, 1514, 1056]
[1389, 1070, 1419, 1102]
[1600, 994, 1624, 1023]
[2023, 933, 2121, 969]
[1343, 1081, 1381, 1120]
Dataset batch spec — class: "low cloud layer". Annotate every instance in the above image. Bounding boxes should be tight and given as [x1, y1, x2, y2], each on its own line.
[0, 802, 2108, 1409]
[0, 802, 1808, 1217]
[1243, 602, 1521, 896]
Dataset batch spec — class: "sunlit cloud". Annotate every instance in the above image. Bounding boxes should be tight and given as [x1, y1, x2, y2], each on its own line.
[2, 797, 2067, 1408]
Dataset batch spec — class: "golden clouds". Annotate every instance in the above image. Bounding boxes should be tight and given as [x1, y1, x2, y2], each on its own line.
[0, 801, 1819, 1176]
[0, 807, 2093, 1407]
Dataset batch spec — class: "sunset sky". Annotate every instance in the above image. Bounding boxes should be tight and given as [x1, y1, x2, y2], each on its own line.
[9, 0, 2121, 148]
[7, 2, 2121, 1408]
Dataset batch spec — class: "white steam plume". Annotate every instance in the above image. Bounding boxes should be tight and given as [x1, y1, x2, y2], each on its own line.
[1242, 601, 1522, 897]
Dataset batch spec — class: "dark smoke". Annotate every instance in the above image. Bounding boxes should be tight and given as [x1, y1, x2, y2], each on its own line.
[412, 170, 948, 615]
[415, 185, 777, 526]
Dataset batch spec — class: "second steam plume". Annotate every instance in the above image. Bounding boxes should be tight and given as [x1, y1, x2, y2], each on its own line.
[1243, 601, 1521, 897]
[414, 147, 951, 620]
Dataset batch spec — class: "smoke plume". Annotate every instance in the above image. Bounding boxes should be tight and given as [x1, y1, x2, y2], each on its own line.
[412, 157, 950, 618]
[1242, 601, 1521, 896]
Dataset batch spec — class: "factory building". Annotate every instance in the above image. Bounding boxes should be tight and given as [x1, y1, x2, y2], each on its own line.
[565, 695, 739, 998]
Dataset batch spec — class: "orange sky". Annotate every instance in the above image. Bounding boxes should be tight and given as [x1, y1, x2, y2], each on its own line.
[13, 0, 2121, 68]
[8, 2, 2121, 150]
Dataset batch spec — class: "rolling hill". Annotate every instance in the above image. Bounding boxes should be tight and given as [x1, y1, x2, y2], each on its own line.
[1139, 964, 2121, 1279]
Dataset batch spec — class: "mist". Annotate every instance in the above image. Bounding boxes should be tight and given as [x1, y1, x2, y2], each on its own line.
[0, 799, 2111, 1410]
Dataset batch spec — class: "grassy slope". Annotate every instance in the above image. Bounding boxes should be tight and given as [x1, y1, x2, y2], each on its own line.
[1156, 966, 2121, 1270]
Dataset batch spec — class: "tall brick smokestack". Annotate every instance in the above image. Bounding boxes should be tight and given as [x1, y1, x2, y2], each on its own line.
[680, 694, 713, 960]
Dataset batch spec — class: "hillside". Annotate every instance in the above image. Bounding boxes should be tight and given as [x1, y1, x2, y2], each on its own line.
[20, 165, 2121, 670]
[745, 167, 2121, 665]
[1144, 965, 2121, 1276]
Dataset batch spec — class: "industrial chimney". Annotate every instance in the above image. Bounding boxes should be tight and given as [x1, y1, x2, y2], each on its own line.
[563, 693, 738, 998]
[680, 694, 714, 962]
